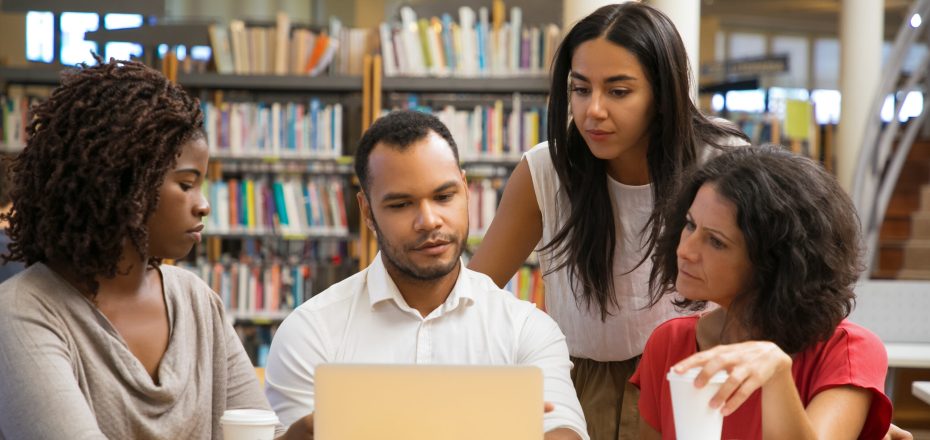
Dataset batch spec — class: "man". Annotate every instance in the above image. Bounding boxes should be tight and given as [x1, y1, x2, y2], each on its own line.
[265, 110, 587, 440]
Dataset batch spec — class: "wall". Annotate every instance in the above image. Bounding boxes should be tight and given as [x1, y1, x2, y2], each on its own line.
[0, 12, 26, 66]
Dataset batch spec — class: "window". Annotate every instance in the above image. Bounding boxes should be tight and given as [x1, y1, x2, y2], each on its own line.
[60, 12, 100, 66]
[190, 46, 213, 62]
[768, 87, 810, 116]
[813, 38, 840, 90]
[103, 13, 144, 62]
[729, 32, 766, 59]
[882, 91, 924, 122]
[771, 35, 809, 89]
[104, 13, 143, 30]
[811, 89, 841, 124]
[725, 89, 766, 113]
[25, 11, 55, 63]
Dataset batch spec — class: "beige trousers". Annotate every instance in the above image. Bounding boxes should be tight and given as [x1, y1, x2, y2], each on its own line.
[570, 356, 642, 440]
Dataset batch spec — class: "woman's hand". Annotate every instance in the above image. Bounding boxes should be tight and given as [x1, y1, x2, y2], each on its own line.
[672, 340, 792, 415]
[883, 423, 913, 440]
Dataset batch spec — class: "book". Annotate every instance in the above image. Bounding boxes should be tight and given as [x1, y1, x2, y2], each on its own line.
[208, 24, 234, 74]
[274, 12, 290, 75]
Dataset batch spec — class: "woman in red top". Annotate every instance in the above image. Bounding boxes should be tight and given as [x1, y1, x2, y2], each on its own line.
[631, 146, 893, 439]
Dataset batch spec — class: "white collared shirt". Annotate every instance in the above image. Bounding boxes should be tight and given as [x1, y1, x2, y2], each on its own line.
[264, 253, 588, 438]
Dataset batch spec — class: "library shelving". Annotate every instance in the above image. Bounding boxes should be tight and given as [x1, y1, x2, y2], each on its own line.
[185, 72, 364, 366]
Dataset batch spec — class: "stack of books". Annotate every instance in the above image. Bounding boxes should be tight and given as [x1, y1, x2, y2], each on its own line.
[202, 99, 343, 159]
[204, 176, 350, 238]
[378, 3, 561, 78]
[209, 13, 373, 76]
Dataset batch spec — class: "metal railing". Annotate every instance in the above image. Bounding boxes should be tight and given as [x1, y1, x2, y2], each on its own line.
[852, 0, 930, 277]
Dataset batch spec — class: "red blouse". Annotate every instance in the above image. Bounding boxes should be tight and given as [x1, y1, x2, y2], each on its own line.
[630, 316, 892, 440]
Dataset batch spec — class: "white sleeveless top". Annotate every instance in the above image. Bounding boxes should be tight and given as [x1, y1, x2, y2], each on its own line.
[524, 139, 742, 361]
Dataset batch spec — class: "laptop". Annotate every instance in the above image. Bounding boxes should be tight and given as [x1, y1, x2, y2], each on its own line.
[314, 364, 544, 440]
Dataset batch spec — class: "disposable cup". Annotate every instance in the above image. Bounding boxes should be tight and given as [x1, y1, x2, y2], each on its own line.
[220, 409, 279, 440]
[666, 367, 729, 440]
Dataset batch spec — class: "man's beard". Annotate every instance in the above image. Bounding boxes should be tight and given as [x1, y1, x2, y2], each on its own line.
[370, 212, 466, 281]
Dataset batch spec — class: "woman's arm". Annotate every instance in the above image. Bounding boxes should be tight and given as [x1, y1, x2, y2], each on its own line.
[0, 302, 107, 439]
[802, 385, 871, 439]
[467, 158, 543, 287]
[673, 340, 871, 440]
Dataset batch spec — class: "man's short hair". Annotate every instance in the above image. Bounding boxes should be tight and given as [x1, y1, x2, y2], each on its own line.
[354, 110, 460, 193]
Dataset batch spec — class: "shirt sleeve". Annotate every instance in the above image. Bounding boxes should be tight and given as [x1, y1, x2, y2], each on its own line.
[264, 306, 332, 427]
[0, 291, 108, 440]
[516, 307, 590, 440]
[805, 323, 892, 440]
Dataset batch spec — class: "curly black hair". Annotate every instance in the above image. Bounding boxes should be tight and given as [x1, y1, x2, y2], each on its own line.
[0, 57, 203, 294]
[647, 146, 862, 354]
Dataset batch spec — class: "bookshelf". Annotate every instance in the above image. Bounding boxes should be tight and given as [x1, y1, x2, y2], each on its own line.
[182, 72, 364, 366]
[381, 77, 548, 94]
[177, 72, 363, 92]
[0, 67, 364, 92]
[0, 67, 61, 86]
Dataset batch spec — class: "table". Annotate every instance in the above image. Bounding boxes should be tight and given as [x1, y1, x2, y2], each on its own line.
[913, 381, 930, 405]
[886, 343, 930, 369]
[884, 343, 930, 401]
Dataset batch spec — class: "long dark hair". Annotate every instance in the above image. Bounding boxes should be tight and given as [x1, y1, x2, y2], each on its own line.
[648, 146, 861, 353]
[1, 57, 203, 295]
[544, 2, 748, 320]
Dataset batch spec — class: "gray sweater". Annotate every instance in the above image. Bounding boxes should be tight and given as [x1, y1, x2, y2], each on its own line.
[0, 263, 285, 439]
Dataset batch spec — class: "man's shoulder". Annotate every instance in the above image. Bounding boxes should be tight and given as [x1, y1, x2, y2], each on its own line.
[461, 267, 551, 322]
[293, 267, 367, 314]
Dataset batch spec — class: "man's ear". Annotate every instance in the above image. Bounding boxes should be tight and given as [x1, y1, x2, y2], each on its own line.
[357, 191, 376, 233]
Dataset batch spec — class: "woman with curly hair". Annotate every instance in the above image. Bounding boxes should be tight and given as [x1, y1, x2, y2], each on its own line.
[630, 146, 892, 439]
[0, 58, 285, 439]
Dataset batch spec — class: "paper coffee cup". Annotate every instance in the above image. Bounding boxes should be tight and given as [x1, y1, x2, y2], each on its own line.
[220, 409, 279, 440]
[666, 367, 728, 440]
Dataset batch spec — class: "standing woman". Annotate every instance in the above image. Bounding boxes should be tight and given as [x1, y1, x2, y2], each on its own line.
[468, 3, 747, 439]
[0, 58, 284, 439]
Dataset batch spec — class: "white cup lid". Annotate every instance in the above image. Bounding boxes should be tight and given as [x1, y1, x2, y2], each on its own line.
[666, 367, 728, 384]
[220, 409, 280, 426]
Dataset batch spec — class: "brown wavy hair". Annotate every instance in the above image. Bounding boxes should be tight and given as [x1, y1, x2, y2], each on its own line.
[648, 146, 861, 354]
[0, 57, 203, 294]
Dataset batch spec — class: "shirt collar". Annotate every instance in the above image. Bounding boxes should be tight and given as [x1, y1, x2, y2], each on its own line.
[366, 252, 475, 315]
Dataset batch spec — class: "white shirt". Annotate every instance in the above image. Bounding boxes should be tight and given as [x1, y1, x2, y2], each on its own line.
[525, 140, 741, 362]
[264, 253, 588, 438]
